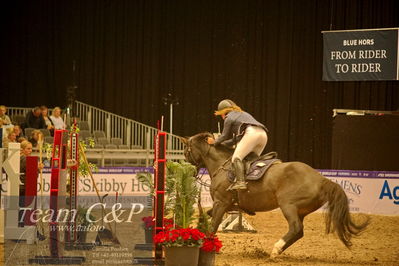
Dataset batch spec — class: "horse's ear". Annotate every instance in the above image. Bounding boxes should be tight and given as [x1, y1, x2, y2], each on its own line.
[179, 136, 188, 145]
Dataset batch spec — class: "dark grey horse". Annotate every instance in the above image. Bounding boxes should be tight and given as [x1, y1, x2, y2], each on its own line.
[181, 132, 369, 257]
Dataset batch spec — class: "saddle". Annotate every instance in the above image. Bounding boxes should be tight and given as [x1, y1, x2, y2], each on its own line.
[228, 151, 281, 182]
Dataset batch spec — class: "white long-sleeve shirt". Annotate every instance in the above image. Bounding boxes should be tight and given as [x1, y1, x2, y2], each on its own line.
[50, 116, 66, 130]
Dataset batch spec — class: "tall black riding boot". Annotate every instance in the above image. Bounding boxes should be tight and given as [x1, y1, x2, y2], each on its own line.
[231, 158, 247, 190]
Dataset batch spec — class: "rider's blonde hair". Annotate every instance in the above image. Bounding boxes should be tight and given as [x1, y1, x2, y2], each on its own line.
[214, 105, 243, 116]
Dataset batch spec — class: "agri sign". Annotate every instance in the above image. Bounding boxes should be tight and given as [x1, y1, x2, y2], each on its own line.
[379, 180, 399, 205]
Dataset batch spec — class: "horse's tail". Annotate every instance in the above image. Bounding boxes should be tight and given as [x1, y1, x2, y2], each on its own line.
[321, 179, 369, 248]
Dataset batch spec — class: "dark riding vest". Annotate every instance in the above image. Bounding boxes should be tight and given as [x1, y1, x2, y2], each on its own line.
[214, 111, 268, 146]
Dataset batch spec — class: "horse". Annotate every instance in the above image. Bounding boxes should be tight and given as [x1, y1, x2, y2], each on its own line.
[180, 132, 369, 257]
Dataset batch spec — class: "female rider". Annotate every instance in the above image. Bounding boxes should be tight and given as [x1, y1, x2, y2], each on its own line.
[207, 99, 268, 190]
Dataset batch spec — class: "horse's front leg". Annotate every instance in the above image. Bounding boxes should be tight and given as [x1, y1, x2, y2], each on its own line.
[211, 200, 230, 233]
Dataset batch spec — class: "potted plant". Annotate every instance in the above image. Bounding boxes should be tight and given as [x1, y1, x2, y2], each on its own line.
[141, 216, 155, 243]
[154, 161, 202, 266]
[198, 234, 222, 266]
[141, 216, 174, 244]
[164, 161, 198, 227]
[137, 172, 156, 243]
[137, 172, 163, 244]
[154, 228, 205, 266]
[136, 172, 155, 196]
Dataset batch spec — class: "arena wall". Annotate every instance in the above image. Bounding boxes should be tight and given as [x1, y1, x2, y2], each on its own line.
[2, 167, 398, 215]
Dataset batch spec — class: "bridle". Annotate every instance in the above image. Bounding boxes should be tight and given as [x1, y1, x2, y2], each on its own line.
[185, 138, 203, 169]
[185, 137, 212, 187]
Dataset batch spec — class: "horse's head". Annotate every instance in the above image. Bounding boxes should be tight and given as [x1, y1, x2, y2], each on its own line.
[180, 132, 213, 168]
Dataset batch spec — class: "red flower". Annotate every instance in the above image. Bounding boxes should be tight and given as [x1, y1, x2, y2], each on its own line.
[142, 216, 175, 230]
[142, 216, 155, 229]
[153, 228, 206, 247]
[200, 234, 223, 253]
[164, 218, 174, 230]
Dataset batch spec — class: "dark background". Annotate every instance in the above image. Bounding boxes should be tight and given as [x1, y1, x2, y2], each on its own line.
[332, 115, 399, 171]
[1, 0, 398, 169]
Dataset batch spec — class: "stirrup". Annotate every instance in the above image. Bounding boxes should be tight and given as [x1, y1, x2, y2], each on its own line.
[231, 181, 247, 190]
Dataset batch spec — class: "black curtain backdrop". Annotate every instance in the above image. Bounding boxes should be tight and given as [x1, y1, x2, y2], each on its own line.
[1, 0, 398, 169]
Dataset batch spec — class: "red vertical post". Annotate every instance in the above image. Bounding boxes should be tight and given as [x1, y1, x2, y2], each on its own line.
[24, 156, 38, 226]
[30, 128, 85, 264]
[49, 129, 68, 258]
[154, 129, 167, 261]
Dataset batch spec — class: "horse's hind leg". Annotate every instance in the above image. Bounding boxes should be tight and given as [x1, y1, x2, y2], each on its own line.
[270, 204, 304, 257]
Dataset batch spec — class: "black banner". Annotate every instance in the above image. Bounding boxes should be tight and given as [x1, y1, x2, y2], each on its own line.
[322, 28, 399, 81]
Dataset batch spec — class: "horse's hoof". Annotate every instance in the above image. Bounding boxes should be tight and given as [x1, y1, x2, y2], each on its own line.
[270, 248, 282, 258]
[270, 239, 285, 258]
[269, 252, 279, 259]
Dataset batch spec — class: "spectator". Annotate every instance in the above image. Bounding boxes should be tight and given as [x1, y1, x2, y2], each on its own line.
[19, 140, 32, 226]
[40, 105, 54, 130]
[13, 125, 24, 141]
[19, 140, 44, 231]
[0, 105, 12, 126]
[18, 137, 27, 143]
[24, 107, 46, 129]
[50, 107, 66, 130]
[20, 139, 43, 185]
[28, 129, 43, 148]
[20, 141, 33, 180]
[20, 139, 44, 178]
[2, 130, 17, 148]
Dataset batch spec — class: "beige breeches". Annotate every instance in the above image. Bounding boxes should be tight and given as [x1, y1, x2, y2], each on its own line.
[232, 126, 268, 162]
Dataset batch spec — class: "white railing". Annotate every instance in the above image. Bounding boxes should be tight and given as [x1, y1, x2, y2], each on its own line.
[74, 101, 184, 150]
[7, 107, 32, 117]
[31, 149, 184, 167]
[7, 102, 185, 151]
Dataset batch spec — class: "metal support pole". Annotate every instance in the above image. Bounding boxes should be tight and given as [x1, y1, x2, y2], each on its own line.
[146, 131, 150, 167]
[106, 116, 111, 140]
[168, 103, 173, 150]
[87, 110, 92, 132]
[127, 121, 131, 147]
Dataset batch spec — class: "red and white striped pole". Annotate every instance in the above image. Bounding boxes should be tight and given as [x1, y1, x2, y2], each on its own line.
[153, 120, 167, 261]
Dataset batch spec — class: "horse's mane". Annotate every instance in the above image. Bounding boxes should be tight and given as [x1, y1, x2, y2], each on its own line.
[191, 132, 233, 155]
[191, 132, 213, 141]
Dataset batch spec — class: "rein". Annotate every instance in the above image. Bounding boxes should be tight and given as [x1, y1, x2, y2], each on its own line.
[186, 138, 232, 187]
[211, 157, 232, 177]
[186, 138, 212, 187]
[194, 169, 210, 188]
